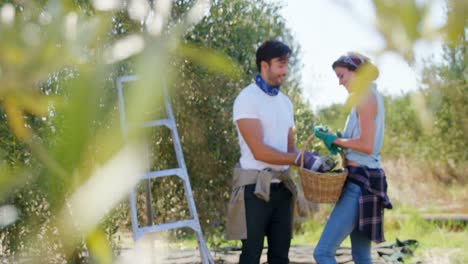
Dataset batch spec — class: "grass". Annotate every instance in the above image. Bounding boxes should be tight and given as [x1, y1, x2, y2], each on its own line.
[385, 209, 468, 263]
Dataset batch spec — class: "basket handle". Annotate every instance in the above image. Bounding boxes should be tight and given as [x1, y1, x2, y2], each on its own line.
[300, 134, 316, 168]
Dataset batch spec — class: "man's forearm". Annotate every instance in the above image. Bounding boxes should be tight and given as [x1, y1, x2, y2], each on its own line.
[252, 144, 298, 165]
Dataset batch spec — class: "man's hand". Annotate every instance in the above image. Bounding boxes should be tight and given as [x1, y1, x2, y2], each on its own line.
[294, 151, 319, 169]
[294, 151, 336, 172]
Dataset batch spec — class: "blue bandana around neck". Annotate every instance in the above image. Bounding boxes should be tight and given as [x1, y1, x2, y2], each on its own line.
[255, 74, 280, 96]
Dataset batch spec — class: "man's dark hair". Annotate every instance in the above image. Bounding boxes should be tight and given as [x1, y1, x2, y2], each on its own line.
[256, 40, 291, 72]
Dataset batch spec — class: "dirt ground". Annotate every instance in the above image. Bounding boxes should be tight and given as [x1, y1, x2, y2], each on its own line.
[116, 244, 399, 264]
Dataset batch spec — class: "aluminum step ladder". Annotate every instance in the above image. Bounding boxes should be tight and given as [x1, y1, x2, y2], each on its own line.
[115, 75, 214, 264]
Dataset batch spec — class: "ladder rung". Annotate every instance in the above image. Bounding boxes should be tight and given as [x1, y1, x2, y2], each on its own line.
[136, 219, 200, 235]
[143, 168, 185, 180]
[126, 119, 174, 129]
[116, 75, 138, 83]
[142, 119, 174, 128]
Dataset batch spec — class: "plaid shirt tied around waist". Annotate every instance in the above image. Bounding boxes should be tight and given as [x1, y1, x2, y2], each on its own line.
[346, 165, 393, 243]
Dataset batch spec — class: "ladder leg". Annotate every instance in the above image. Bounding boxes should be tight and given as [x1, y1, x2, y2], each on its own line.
[129, 190, 140, 241]
[145, 179, 154, 226]
[163, 83, 214, 263]
[180, 176, 214, 263]
[195, 229, 214, 264]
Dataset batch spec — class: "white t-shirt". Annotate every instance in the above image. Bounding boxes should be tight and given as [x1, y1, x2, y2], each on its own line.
[233, 83, 294, 171]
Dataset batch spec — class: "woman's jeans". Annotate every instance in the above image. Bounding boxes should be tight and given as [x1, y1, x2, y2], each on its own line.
[313, 182, 372, 264]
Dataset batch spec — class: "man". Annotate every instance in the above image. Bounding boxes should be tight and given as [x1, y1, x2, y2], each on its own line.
[226, 40, 333, 264]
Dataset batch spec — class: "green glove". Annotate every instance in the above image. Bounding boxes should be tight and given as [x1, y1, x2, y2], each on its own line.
[314, 125, 329, 133]
[314, 125, 340, 155]
[332, 130, 344, 154]
[330, 144, 342, 155]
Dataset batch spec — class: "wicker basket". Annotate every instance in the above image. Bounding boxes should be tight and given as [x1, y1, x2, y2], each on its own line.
[300, 134, 348, 203]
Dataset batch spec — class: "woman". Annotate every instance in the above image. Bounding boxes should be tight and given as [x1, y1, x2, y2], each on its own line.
[313, 52, 392, 264]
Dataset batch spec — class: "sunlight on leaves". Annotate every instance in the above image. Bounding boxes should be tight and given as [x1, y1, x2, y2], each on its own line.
[445, 0, 468, 44]
[177, 43, 241, 78]
[60, 144, 147, 235]
[64, 12, 78, 41]
[368, 0, 467, 62]
[186, 0, 211, 26]
[6, 90, 54, 117]
[128, 0, 151, 21]
[92, 0, 122, 11]
[115, 234, 169, 264]
[86, 228, 112, 264]
[0, 3, 15, 25]
[372, 0, 430, 61]
[0, 205, 19, 228]
[104, 34, 145, 64]
[3, 97, 31, 140]
[146, 0, 172, 36]
[345, 64, 378, 109]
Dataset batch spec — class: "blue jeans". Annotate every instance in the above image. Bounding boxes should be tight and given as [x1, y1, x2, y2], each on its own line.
[313, 182, 372, 264]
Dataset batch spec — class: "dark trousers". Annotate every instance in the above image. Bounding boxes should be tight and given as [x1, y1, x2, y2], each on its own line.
[239, 183, 293, 264]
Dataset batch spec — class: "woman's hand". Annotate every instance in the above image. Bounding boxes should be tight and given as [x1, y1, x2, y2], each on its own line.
[314, 126, 341, 155]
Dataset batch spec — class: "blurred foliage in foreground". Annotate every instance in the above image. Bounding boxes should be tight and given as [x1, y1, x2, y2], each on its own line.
[0, 0, 312, 261]
[0, 0, 467, 262]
